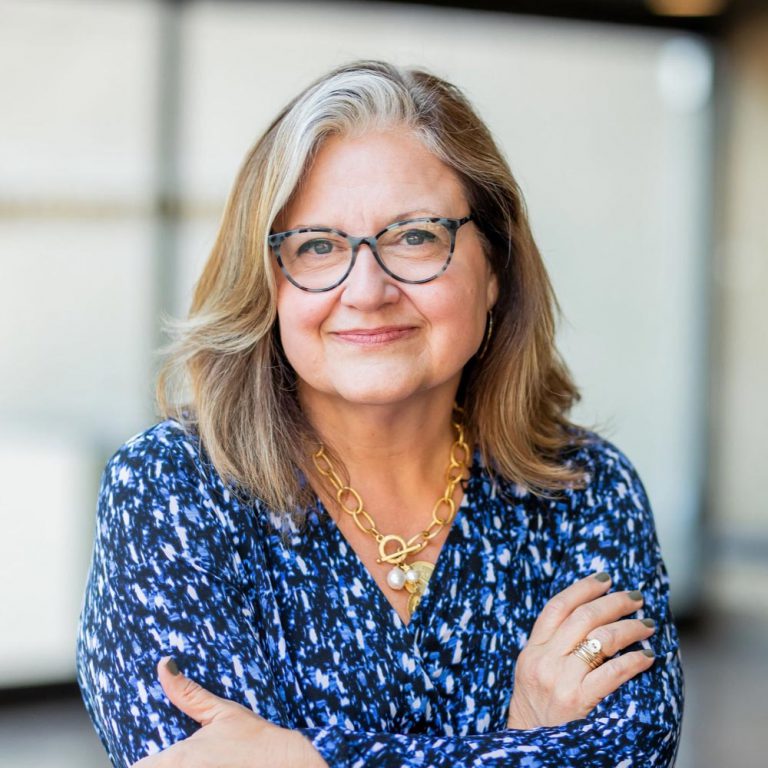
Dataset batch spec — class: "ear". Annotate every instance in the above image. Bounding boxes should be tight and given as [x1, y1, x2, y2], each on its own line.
[486, 269, 499, 311]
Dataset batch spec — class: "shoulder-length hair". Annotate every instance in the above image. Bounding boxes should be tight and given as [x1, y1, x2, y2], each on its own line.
[156, 60, 592, 523]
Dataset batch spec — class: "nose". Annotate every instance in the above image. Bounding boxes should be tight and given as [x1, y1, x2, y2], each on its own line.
[339, 242, 399, 309]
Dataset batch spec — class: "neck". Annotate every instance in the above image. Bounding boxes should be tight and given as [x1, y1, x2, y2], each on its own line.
[300, 385, 464, 530]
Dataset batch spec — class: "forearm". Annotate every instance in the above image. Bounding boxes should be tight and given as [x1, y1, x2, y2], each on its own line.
[299, 712, 681, 768]
[296, 634, 683, 768]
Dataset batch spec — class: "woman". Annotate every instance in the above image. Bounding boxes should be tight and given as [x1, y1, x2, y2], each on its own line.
[77, 61, 684, 767]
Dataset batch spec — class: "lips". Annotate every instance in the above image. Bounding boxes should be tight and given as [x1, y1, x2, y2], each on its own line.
[331, 325, 417, 344]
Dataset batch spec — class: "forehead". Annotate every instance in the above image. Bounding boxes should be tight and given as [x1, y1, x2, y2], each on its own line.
[280, 129, 468, 230]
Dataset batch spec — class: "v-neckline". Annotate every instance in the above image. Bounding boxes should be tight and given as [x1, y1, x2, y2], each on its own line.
[315, 453, 481, 639]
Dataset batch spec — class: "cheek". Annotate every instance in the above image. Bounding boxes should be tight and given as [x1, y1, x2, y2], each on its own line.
[435, 274, 493, 356]
[275, 285, 330, 366]
[419, 280, 487, 349]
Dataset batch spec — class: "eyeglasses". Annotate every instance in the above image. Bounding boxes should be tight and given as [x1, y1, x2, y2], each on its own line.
[268, 215, 473, 292]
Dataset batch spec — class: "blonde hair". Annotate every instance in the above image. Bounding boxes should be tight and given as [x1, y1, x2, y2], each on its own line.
[156, 60, 592, 523]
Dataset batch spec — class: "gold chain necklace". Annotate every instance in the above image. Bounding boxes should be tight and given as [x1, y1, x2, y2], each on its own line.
[312, 415, 470, 618]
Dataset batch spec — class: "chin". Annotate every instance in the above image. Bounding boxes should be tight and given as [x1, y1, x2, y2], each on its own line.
[328, 370, 460, 408]
[297, 362, 464, 410]
[330, 383, 421, 406]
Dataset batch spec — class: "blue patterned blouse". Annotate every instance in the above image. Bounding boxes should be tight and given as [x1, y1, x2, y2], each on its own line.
[77, 419, 684, 767]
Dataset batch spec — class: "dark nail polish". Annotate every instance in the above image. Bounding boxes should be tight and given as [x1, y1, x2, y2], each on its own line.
[641, 618, 656, 628]
[628, 590, 643, 601]
[594, 572, 611, 582]
[165, 658, 180, 676]
[642, 649, 656, 658]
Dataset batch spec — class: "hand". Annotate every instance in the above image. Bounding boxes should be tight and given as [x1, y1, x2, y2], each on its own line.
[506, 572, 656, 729]
[132, 658, 328, 768]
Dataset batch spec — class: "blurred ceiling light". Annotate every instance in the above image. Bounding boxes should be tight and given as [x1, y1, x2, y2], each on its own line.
[647, 0, 728, 16]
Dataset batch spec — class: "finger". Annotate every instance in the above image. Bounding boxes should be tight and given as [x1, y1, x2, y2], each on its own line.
[551, 589, 646, 655]
[132, 750, 172, 768]
[580, 617, 656, 659]
[133, 757, 162, 767]
[560, 619, 656, 690]
[528, 572, 613, 646]
[564, 617, 656, 689]
[581, 648, 656, 705]
[157, 656, 228, 726]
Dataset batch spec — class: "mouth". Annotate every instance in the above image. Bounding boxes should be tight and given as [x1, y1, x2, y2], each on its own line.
[331, 325, 417, 345]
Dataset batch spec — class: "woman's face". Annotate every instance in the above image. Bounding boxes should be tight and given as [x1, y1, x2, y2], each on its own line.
[274, 128, 498, 412]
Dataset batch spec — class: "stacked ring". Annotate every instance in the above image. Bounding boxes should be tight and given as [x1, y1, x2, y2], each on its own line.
[571, 637, 607, 670]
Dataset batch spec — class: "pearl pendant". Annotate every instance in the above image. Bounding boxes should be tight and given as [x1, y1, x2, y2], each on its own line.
[404, 569, 420, 585]
[387, 566, 407, 590]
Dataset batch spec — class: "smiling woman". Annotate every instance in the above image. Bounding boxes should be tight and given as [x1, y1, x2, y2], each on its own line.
[275, 130, 497, 421]
[77, 61, 683, 767]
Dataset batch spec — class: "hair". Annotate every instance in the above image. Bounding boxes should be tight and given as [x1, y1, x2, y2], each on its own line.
[155, 60, 595, 526]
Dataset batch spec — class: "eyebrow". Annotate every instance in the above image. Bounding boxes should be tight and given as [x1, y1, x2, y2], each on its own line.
[288, 210, 444, 231]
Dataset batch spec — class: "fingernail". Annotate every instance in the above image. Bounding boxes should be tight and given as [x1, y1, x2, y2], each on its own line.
[594, 572, 611, 582]
[628, 590, 643, 601]
[165, 658, 180, 676]
[642, 649, 655, 658]
[641, 618, 656, 628]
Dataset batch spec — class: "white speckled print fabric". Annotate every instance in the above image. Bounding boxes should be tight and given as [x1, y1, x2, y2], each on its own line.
[77, 419, 683, 767]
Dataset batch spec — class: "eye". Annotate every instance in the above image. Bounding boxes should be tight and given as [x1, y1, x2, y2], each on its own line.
[402, 229, 436, 246]
[297, 239, 334, 256]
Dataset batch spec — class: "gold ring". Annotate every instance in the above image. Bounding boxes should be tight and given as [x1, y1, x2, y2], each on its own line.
[571, 637, 607, 670]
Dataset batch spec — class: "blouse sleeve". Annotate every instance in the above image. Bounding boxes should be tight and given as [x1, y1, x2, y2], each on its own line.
[76, 426, 288, 768]
[294, 439, 685, 768]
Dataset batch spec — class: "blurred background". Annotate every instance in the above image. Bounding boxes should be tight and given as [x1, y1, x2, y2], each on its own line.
[0, 0, 766, 766]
